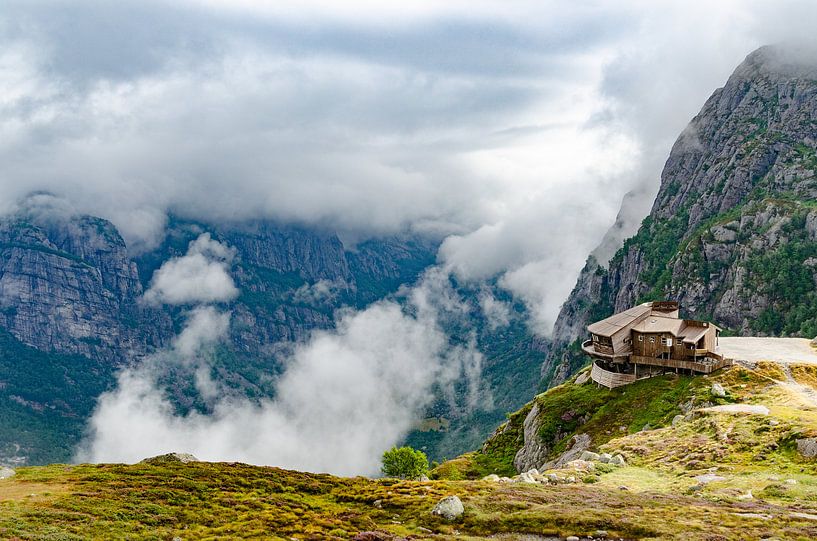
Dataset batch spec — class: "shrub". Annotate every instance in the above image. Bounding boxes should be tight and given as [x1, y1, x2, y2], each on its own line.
[381, 446, 429, 479]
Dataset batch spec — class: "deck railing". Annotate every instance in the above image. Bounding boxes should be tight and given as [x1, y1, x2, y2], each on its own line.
[631, 355, 731, 373]
[590, 362, 637, 389]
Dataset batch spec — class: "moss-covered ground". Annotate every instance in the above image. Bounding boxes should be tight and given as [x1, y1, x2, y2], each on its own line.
[3, 459, 817, 540]
[4, 362, 817, 540]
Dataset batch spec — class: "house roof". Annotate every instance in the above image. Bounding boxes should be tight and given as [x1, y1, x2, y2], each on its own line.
[679, 326, 710, 344]
[587, 303, 652, 337]
[632, 315, 686, 335]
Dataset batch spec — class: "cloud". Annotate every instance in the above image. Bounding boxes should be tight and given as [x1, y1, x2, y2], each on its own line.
[291, 279, 343, 305]
[3, 0, 817, 333]
[79, 268, 489, 475]
[142, 233, 238, 305]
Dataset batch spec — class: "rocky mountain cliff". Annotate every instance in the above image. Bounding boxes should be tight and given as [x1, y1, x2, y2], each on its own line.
[0, 210, 544, 464]
[544, 45, 817, 383]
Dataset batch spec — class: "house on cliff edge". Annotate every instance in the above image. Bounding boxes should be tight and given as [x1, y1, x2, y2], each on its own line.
[582, 301, 731, 388]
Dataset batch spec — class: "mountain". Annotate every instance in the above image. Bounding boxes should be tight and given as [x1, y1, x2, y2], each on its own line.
[544, 45, 817, 383]
[0, 209, 544, 465]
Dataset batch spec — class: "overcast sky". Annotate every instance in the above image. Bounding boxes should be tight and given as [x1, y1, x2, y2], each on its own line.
[2, 0, 816, 332]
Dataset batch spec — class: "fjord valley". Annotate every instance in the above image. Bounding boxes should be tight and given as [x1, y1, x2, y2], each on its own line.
[2, 1, 817, 539]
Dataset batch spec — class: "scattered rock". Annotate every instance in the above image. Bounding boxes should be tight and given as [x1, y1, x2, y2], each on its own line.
[564, 459, 595, 472]
[791, 511, 817, 521]
[796, 438, 817, 458]
[609, 454, 627, 467]
[769, 419, 780, 426]
[172, 537, 182, 541]
[575, 372, 590, 385]
[672, 414, 685, 427]
[515, 472, 537, 484]
[373, 500, 383, 509]
[566, 537, 580, 541]
[618, 485, 630, 491]
[711, 383, 727, 397]
[580, 451, 600, 462]
[431, 496, 464, 521]
[594, 529, 609, 538]
[525, 468, 539, 476]
[541, 433, 592, 470]
[598, 453, 612, 464]
[498, 477, 513, 483]
[0, 467, 15, 480]
[641, 423, 651, 432]
[545, 473, 560, 484]
[140, 453, 199, 465]
[737, 491, 754, 501]
[481, 474, 500, 482]
[786, 478, 798, 485]
[416, 474, 430, 482]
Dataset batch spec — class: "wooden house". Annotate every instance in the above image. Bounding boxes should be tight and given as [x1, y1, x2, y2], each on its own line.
[582, 301, 730, 388]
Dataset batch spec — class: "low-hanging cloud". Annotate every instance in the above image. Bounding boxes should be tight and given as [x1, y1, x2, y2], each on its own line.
[142, 233, 238, 306]
[79, 267, 488, 475]
[3, 1, 817, 335]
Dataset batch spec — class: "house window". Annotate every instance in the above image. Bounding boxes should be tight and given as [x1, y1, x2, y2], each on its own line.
[649, 337, 655, 343]
[667, 338, 673, 347]
[638, 336, 643, 342]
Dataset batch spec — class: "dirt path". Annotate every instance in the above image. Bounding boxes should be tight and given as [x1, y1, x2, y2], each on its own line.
[718, 337, 817, 364]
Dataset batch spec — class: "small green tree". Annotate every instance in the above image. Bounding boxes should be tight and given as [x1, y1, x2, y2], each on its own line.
[381, 446, 429, 479]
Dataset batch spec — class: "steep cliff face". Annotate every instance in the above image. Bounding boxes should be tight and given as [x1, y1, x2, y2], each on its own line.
[545, 45, 817, 382]
[0, 216, 171, 362]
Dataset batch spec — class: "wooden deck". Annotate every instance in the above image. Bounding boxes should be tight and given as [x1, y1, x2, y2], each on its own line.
[630, 355, 732, 373]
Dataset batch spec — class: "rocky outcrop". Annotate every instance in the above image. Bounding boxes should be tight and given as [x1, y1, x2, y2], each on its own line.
[141, 452, 199, 464]
[513, 403, 550, 472]
[546, 45, 817, 383]
[0, 216, 170, 362]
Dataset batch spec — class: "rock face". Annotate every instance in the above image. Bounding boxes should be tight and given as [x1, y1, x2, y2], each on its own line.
[545, 45, 817, 382]
[513, 403, 550, 472]
[0, 215, 171, 362]
[430, 496, 464, 520]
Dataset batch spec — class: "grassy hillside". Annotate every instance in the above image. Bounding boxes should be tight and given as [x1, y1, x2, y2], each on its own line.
[3, 361, 817, 540]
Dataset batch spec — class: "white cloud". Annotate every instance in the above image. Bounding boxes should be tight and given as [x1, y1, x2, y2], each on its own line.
[79, 269, 488, 475]
[142, 233, 238, 306]
[3, 0, 817, 333]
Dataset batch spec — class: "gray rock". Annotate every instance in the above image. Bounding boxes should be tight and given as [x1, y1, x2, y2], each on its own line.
[140, 452, 199, 465]
[540, 433, 592, 470]
[574, 372, 590, 385]
[431, 496, 464, 521]
[609, 454, 627, 467]
[672, 414, 685, 427]
[566, 537, 580, 541]
[785, 478, 798, 485]
[0, 467, 15, 480]
[594, 530, 609, 538]
[416, 474, 430, 482]
[598, 452, 612, 463]
[515, 472, 537, 484]
[580, 451, 600, 462]
[694, 473, 726, 484]
[711, 383, 727, 398]
[796, 438, 817, 458]
[512, 403, 550, 473]
[481, 474, 500, 482]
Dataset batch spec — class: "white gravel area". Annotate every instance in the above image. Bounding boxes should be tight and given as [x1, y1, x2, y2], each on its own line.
[718, 337, 817, 364]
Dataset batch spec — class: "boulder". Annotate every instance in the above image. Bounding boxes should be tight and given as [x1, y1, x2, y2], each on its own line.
[580, 451, 600, 462]
[598, 453, 612, 463]
[786, 478, 798, 485]
[416, 474, 430, 482]
[566, 537, 580, 541]
[525, 468, 540, 476]
[515, 472, 537, 484]
[574, 372, 590, 386]
[541, 433, 592, 470]
[609, 454, 627, 467]
[711, 383, 727, 398]
[796, 438, 817, 458]
[481, 474, 500, 482]
[672, 414, 684, 427]
[140, 453, 199, 465]
[545, 473, 560, 484]
[0, 467, 15, 480]
[431, 496, 464, 521]
[564, 459, 595, 472]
